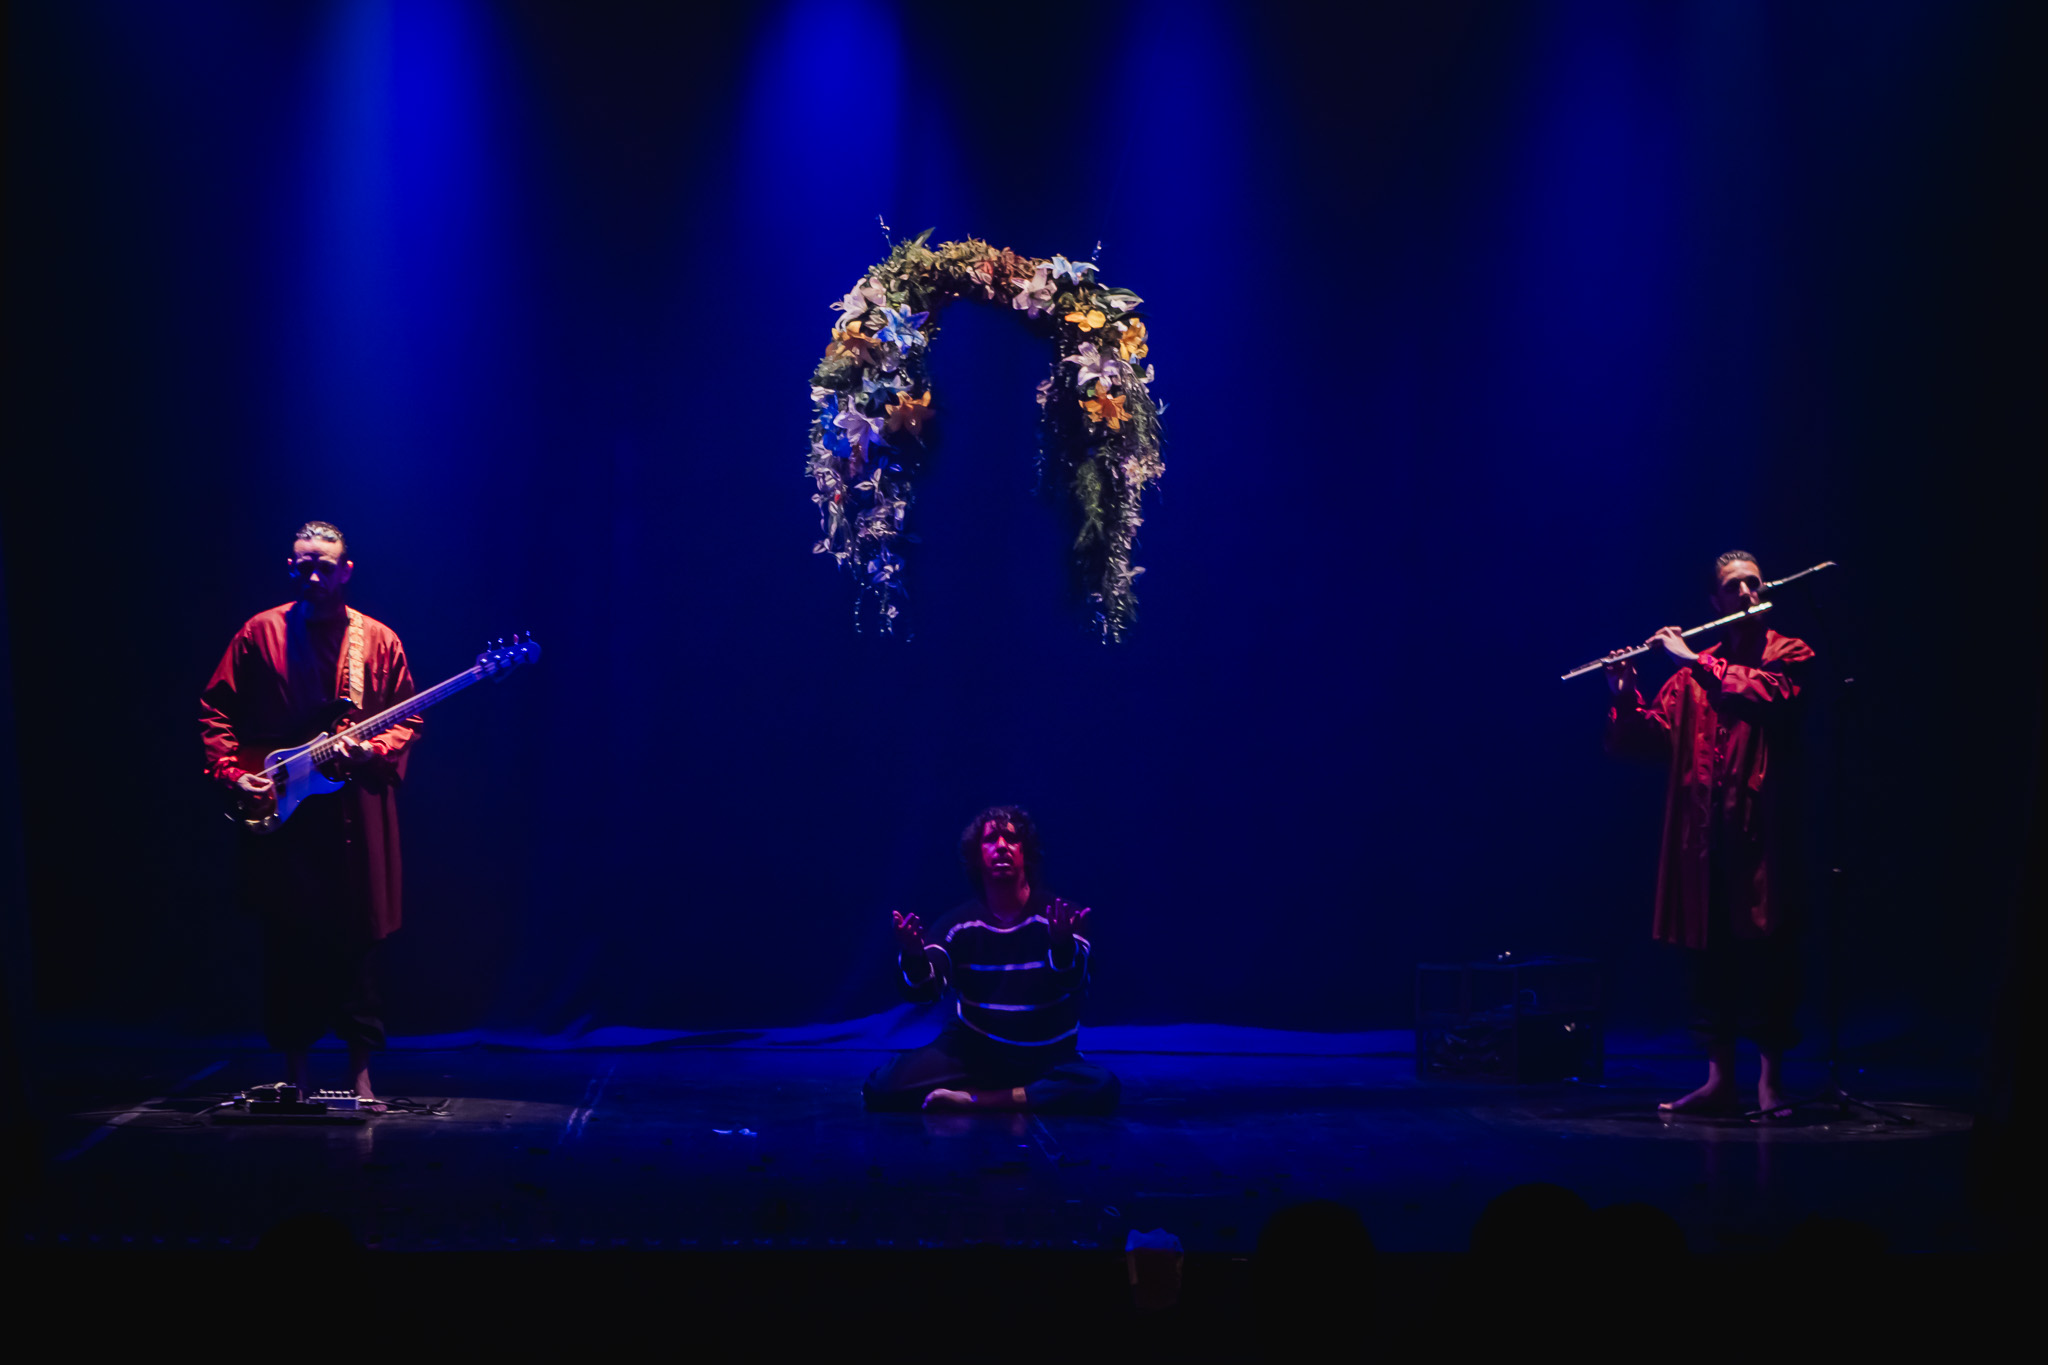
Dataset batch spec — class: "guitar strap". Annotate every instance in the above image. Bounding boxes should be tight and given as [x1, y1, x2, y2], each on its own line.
[343, 608, 367, 711]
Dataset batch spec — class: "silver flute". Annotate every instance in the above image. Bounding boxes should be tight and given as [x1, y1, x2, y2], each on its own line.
[1559, 561, 1836, 681]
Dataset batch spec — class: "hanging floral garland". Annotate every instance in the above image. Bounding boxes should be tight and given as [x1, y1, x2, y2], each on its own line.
[807, 231, 1162, 640]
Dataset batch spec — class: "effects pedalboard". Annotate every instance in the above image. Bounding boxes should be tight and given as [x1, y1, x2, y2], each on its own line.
[214, 1083, 376, 1124]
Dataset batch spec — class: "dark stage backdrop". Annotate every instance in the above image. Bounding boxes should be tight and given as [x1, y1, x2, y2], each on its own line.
[6, 1, 2041, 1044]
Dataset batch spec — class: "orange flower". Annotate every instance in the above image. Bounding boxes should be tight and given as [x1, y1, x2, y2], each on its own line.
[884, 389, 934, 439]
[1080, 390, 1129, 431]
[828, 321, 877, 362]
[1065, 307, 1108, 332]
[1115, 318, 1149, 361]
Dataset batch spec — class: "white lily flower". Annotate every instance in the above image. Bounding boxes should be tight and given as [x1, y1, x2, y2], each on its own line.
[1062, 341, 1131, 391]
[835, 403, 882, 452]
[831, 278, 887, 323]
[1011, 266, 1056, 318]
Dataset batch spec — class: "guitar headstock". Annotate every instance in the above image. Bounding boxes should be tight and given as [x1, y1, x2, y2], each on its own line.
[476, 633, 542, 678]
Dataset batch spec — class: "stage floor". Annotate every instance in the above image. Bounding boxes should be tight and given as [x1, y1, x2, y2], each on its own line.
[15, 1038, 1988, 1255]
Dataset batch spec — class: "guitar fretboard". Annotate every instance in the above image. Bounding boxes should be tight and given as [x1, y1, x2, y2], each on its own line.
[298, 666, 483, 765]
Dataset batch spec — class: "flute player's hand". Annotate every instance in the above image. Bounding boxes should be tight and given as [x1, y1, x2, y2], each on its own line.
[1648, 625, 1698, 663]
[1602, 654, 1637, 696]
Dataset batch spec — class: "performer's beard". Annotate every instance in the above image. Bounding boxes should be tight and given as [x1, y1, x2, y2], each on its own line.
[295, 579, 346, 614]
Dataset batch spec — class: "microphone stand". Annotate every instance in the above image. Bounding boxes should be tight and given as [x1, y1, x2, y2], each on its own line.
[1748, 590, 1911, 1125]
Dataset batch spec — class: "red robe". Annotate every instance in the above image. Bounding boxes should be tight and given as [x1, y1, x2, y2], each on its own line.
[199, 602, 422, 940]
[1606, 629, 1813, 950]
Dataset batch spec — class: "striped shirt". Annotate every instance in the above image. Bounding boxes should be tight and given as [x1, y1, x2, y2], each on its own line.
[900, 901, 1092, 1048]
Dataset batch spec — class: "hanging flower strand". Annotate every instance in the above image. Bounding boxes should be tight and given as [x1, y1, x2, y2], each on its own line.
[806, 233, 1164, 640]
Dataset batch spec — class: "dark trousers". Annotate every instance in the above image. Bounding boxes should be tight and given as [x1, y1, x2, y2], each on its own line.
[260, 917, 384, 1054]
[1688, 826, 1801, 1051]
[1688, 909, 1799, 1052]
[863, 1023, 1121, 1114]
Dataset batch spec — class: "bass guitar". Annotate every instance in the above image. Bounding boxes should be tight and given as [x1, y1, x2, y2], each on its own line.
[232, 633, 541, 833]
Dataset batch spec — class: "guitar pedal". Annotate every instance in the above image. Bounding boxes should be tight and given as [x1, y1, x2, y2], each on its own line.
[217, 1083, 372, 1124]
[309, 1089, 366, 1111]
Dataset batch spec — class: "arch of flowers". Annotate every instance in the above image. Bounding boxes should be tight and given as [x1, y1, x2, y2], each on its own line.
[807, 232, 1162, 640]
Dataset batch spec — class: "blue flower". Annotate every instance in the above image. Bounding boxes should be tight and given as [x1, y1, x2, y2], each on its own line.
[1047, 254, 1097, 285]
[875, 306, 930, 350]
[817, 396, 852, 455]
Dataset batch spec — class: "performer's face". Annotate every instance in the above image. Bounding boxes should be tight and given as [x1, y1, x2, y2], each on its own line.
[979, 821, 1025, 888]
[289, 539, 353, 603]
[1712, 560, 1762, 613]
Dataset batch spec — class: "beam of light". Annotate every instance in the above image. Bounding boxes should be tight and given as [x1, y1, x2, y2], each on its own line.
[1502, 4, 1682, 432]
[294, 0, 506, 478]
[730, 0, 904, 265]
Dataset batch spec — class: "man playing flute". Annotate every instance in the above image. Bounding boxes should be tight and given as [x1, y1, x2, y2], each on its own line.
[1604, 551, 1814, 1115]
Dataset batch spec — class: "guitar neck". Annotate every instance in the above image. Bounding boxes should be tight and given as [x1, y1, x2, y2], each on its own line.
[310, 666, 482, 756]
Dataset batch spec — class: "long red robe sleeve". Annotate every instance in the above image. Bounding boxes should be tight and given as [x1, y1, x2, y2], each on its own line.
[1606, 629, 1813, 949]
[200, 603, 423, 940]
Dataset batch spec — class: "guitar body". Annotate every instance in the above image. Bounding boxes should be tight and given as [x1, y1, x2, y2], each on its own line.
[258, 738, 348, 829]
[234, 699, 353, 834]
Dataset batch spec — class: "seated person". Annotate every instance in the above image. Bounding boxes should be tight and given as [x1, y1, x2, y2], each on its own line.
[862, 806, 1120, 1114]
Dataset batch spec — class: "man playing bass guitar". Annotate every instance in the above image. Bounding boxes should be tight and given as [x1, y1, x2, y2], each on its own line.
[198, 521, 423, 1102]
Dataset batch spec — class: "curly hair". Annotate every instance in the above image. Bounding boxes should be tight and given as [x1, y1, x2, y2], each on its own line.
[959, 805, 1045, 899]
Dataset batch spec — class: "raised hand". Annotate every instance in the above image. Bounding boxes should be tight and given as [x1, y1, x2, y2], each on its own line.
[891, 910, 930, 977]
[1047, 897, 1093, 959]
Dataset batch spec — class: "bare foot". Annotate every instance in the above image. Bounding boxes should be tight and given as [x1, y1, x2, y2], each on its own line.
[1658, 1077, 1740, 1114]
[1756, 1050, 1790, 1114]
[348, 1044, 375, 1102]
[921, 1088, 973, 1111]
